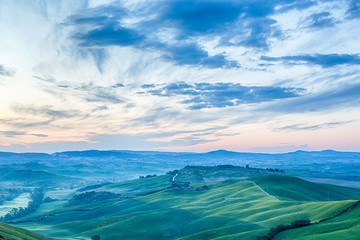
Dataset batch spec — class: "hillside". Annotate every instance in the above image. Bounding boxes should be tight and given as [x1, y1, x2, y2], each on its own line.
[250, 175, 360, 201]
[0, 168, 80, 186]
[11, 166, 360, 240]
[0, 221, 52, 240]
[274, 201, 360, 240]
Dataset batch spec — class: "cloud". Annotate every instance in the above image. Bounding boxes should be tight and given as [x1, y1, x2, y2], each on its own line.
[276, 1, 317, 13]
[12, 104, 81, 119]
[0, 65, 15, 76]
[157, 0, 243, 35]
[163, 43, 239, 68]
[75, 83, 125, 104]
[75, 23, 144, 47]
[0, 130, 47, 138]
[277, 121, 353, 131]
[347, 0, 360, 19]
[154, 0, 285, 49]
[267, 83, 360, 113]
[0, 117, 54, 129]
[36, 76, 125, 104]
[141, 84, 156, 89]
[68, 0, 320, 68]
[261, 54, 360, 67]
[145, 82, 305, 109]
[306, 12, 335, 28]
[112, 83, 125, 88]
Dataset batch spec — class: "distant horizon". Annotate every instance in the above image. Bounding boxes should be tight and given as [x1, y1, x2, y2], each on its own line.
[0, 148, 358, 155]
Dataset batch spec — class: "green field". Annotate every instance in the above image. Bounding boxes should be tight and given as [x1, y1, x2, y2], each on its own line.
[8, 166, 360, 240]
[0, 221, 52, 240]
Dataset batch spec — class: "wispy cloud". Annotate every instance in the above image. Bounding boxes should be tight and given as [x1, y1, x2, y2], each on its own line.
[12, 104, 81, 119]
[306, 12, 336, 28]
[35, 76, 125, 104]
[277, 121, 353, 131]
[0, 130, 47, 138]
[261, 54, 360, 67]
[267, 83, 360, 113]
[0, 64, 15, 76]
[145, 82, 305, 109]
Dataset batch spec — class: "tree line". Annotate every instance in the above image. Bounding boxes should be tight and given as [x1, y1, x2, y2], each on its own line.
[0, 188, 44, 222]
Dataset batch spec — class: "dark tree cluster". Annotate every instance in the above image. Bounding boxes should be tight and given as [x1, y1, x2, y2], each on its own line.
[216, 165, 243, 169]
[65, 191, 121, 207]
[76, 183, 112, 192]
[91, 234, 101, 240]
[171, 181, 190, 189]
[265, 168, 284, 173]
[195, 185, 209, 191]
[256, 219, 311, 240]
[139, 174, 157, 179]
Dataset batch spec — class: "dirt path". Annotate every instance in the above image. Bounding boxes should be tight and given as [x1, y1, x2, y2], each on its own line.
[172, 173, 178, 182]
[250, 181, 280, 201]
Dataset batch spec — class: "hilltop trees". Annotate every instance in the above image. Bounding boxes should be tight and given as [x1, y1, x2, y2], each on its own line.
[65, 191, 120, 207]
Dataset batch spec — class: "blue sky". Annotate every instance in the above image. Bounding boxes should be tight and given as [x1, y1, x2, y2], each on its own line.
[0, 0, 359, 153]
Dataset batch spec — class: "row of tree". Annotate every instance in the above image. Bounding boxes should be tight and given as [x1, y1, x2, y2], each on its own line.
[256, 219, 311, 240]
[139, 174, 157, 179]
[0, 188, 44, 222]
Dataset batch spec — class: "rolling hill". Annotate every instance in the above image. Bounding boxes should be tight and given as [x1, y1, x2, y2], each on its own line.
[10, 166, 360, 240]
[0, 221, 52, 240]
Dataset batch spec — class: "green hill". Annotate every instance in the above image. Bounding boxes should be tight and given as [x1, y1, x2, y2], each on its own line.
[10, 167, 360, 240]
[0, 222, 52, 240]
[275, 201, 360, 240]
[250, 175, 360, 201]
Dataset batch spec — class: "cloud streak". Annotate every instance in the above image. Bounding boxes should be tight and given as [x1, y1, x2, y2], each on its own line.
[267, 83, 360, 113]
[0, 65, 15, 76]
[145, 82, 305, 109]
[261, 54, 360, 68]
[0, 131, 47, 138]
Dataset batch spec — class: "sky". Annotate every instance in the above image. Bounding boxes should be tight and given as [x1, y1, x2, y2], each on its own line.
[0, 0, 359, 153]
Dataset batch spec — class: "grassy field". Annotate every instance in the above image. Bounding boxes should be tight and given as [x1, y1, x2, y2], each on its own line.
[11, 166, 360, 240]
[0, 221, 52, 240]
[275, 201, 360, 240]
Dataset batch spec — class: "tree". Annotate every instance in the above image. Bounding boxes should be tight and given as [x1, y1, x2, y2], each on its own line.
[91, 234, 101, 240]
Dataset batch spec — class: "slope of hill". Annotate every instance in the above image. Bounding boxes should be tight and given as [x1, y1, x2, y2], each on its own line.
[0, 221, 52, 240]
[251, 175, 360, 201]
[12, 166, 360, 240]
[275, 201, 360, 240]
[0, 168, 80, 186]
